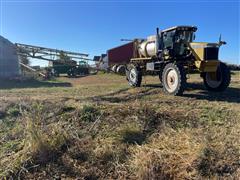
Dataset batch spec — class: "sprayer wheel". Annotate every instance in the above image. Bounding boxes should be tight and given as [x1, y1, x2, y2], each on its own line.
[203, 62, 231, 92]
[126, 64, 142, 87]
[162, 63, 186, 96]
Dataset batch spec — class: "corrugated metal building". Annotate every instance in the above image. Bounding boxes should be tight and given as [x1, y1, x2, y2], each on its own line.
[0, 36, 20, 78]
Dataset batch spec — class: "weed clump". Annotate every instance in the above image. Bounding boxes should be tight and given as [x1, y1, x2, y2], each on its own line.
[80, 105, 100, 122]
[24, 103, 68, 164]
[200, 106, 232, 126]
[7, 106, 21, 117]
[0, 103, 69, 178]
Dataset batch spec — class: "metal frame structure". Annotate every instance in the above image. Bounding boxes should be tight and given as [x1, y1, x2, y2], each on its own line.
[15, 43, 92, 62]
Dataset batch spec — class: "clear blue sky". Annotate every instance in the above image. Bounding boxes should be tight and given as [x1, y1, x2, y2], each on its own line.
[0, 0, 239, 66]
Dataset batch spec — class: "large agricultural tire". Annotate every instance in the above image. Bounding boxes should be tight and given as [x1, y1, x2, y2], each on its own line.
[203, 62, 231, 92]
[126, 64, 142, 87]
[162, 63, 186, 96]
[116, 65, 126, 75]
[67, 68, 77, 78]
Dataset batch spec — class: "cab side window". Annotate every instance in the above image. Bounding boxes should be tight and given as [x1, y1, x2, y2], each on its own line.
[163, 31, 174, 48]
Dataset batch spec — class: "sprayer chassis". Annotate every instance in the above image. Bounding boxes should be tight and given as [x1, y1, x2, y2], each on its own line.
[125, 26, 231, 96]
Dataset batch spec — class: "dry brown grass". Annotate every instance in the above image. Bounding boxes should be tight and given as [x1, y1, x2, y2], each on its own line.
[130, 124, 240, 179]
[0, 72, 239, 179]
[129, 128, 204, 179]
[0, 102, 68, 178]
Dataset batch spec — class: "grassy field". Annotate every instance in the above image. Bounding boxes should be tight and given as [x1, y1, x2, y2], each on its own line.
[0, 72, 239, 179]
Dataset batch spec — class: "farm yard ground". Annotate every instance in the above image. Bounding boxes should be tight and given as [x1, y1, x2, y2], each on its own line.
[0, 72, 239, 179]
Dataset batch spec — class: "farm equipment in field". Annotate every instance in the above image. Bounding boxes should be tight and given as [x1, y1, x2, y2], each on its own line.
[109, 25, 231, 95]
[50, 60, 89, 77]
[15, 43, 92, 78]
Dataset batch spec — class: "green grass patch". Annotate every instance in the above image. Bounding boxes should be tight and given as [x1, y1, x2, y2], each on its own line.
[200, 106, 233, 126]
[80, 105, 101, 122]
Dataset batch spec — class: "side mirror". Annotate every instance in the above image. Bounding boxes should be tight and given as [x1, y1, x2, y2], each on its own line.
[219, 41, 227, 45]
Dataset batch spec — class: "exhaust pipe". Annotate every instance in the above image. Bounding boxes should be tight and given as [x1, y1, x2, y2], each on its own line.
[156, 28, 160, 55]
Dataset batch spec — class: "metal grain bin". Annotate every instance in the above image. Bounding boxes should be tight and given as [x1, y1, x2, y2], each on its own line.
[0, 36, 20, 78]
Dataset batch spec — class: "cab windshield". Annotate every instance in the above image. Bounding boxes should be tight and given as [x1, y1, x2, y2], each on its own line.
[175, 30, 194, 42]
